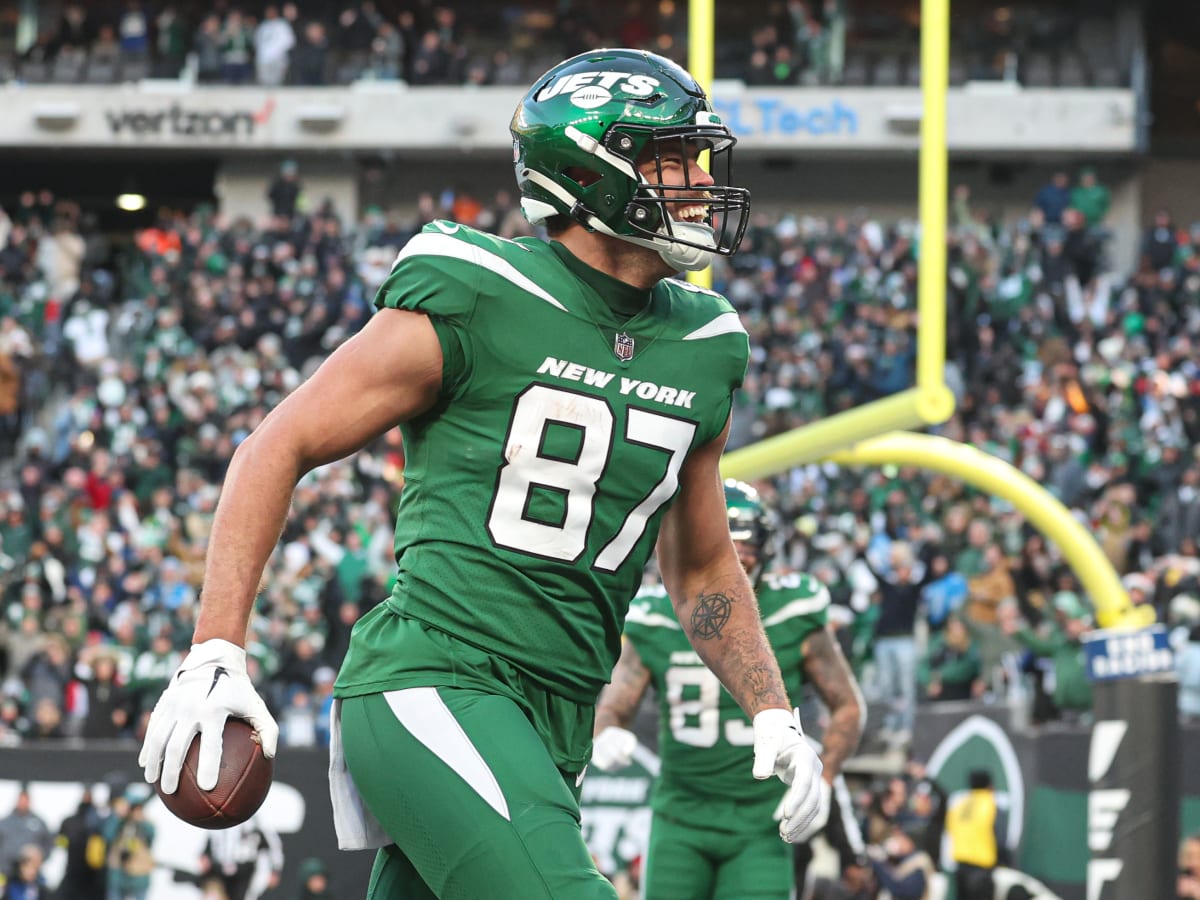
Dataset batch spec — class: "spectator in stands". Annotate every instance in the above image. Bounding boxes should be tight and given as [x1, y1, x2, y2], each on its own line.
[409, 30, 451, 84]
[128, 630, 180, 720]
[1034, 172, 1072, 225]
[918, 614, 984, 701]
[946, 769, 1005, 900]
[220, 10, 254, 85]
[921, 552, 968, 633]
[1070, 167, 1111, 227]
[154, 7, 188, 78]
[20, 633, 70, 711]
[1179, 832, 1200, 900]
[966, 543, 1017, 627]
[279, 685, 317, 748]
[368, 20, 404, 81]
[118, 2, 150, 59]
[194, 14, 223, 83]
[1062, 206, 1103, 285]
[865, 826, 936, 900]
[858, 538, 928, 743]
[0, 337, 19, 459]
[91, 25, 121, 68]
[1177, 616, 1200, 720]
[293, 856, 333, 900]
[312, 666, 335, 747]
[901, 761, 947, 860]
[56, 788, 105, 900]
[1143, 209, 1181, 272]
[0, 789, 53, 877]
[864, 776, 909, 846]
[1006, 591, 1093, 719]
[267, 160, 303, 219]
[291, 21, 329, 86]
[255, 5, 295, 86]
[102, 790, 154, 900]
[1, 844, 46, 900]
[53, 5, 93, 57]
[77, 646, 131, 740]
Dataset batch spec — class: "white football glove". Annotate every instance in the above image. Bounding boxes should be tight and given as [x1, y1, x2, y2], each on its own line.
[752, 708, 827, 844]
[773, 777, 833, 844]
[139, 639, 279, 794]
[590, 726, 638, 772]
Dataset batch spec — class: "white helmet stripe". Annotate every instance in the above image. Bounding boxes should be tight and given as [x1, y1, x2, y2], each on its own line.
[563, 125, 639, 179]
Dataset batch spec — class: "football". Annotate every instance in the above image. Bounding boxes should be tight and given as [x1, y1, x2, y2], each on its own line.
[155, 718, 274, 829]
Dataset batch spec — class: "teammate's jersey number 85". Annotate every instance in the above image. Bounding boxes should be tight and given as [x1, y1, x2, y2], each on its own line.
[665, 666, 755, 748]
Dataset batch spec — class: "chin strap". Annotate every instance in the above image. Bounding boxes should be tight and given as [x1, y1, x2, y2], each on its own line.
[520, 168, 715, 272]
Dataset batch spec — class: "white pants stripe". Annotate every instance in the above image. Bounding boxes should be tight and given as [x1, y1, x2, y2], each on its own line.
[383, 687, 512, 821]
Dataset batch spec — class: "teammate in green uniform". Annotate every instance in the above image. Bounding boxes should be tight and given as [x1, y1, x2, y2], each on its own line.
[593, 481, 865, 899]
[138, 49, 829, 900]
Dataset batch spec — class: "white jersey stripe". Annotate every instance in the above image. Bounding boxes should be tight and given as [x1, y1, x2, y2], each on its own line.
[392, 232, 568, 311]
[761, 589, 831, 626]
[624, 606, 682, 630]
[681, 311, 746, 341]
[383, 687, 511, 821]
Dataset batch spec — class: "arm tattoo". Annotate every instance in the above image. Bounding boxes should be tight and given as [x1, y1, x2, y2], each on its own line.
[690, 590, 733, 639]
[674, 578, 789, 715]
[745, 662, 787, 708]
[594, 642, 651, 733]
[803, 628, 865, 778]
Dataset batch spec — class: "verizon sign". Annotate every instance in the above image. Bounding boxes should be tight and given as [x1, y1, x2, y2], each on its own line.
[105, 98, 275, 138]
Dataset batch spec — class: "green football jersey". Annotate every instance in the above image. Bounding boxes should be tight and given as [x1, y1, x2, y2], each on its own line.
[624, 572, 829, 821]
[335, 221, 749, 703]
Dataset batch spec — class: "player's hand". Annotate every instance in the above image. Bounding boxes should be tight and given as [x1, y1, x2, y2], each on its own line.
[590, 726, 638, 772]
[782, 778, 832, 844]
[752, 708, 827, 844]
[139, 638, 278, 794]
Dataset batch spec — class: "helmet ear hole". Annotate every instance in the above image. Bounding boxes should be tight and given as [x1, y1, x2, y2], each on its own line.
[563, 166, 602, 188]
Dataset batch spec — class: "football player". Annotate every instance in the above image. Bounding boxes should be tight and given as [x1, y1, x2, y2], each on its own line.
[593, 480, 865, 899]
[139, 49, 827, 899]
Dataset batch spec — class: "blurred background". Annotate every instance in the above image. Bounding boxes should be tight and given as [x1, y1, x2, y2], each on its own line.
[1, 1, 1200, 899]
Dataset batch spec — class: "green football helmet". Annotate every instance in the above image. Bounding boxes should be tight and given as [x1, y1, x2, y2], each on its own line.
[724, 479, 776, 579]
[511, 48, 751, 272]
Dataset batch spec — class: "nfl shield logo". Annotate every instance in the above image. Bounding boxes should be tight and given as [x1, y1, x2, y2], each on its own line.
[614, 332, 635, 362]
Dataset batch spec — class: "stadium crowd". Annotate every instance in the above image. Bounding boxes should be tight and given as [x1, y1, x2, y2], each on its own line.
[2, 1, 1121, 89]
[2, 0, 838, 88]
[1, 164, 1200, 896]
[4, 165, 1200, 755]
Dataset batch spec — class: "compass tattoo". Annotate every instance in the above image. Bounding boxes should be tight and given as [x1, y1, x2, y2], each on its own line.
[690, 590, 733, 639]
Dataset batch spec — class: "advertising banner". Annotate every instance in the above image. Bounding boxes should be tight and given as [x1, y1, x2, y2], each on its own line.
[0, 85, 1137, 153]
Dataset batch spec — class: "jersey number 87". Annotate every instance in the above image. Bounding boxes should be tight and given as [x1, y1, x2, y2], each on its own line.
[487, 385, 696, 572]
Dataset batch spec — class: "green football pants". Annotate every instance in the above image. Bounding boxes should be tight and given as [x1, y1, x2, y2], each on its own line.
[339, 689, 618, 900]
[643, 808, 791, 900]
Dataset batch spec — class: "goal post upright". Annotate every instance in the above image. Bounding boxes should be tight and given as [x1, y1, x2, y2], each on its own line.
[688, 0, 714, 291]
[717, 0, 1137, 626]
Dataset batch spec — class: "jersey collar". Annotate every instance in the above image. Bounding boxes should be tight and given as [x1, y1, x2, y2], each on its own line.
[549, 241, 652, 320]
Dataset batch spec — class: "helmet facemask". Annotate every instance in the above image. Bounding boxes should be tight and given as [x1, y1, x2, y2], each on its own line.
[617, 124, 750, 271]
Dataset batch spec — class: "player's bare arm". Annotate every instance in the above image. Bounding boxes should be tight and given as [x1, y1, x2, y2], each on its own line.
[657, 419, 790, 717]
[193, 308, 444, 646]
[595, 639, 653, 733]
[801, 626, 866, 782]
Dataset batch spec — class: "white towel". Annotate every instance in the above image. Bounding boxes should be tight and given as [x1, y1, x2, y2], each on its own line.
[328, 698, 390, 850]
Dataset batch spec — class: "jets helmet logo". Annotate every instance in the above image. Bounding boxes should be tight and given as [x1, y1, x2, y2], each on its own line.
[535, 71, 662, 108]
[614, 332, 635, 362]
